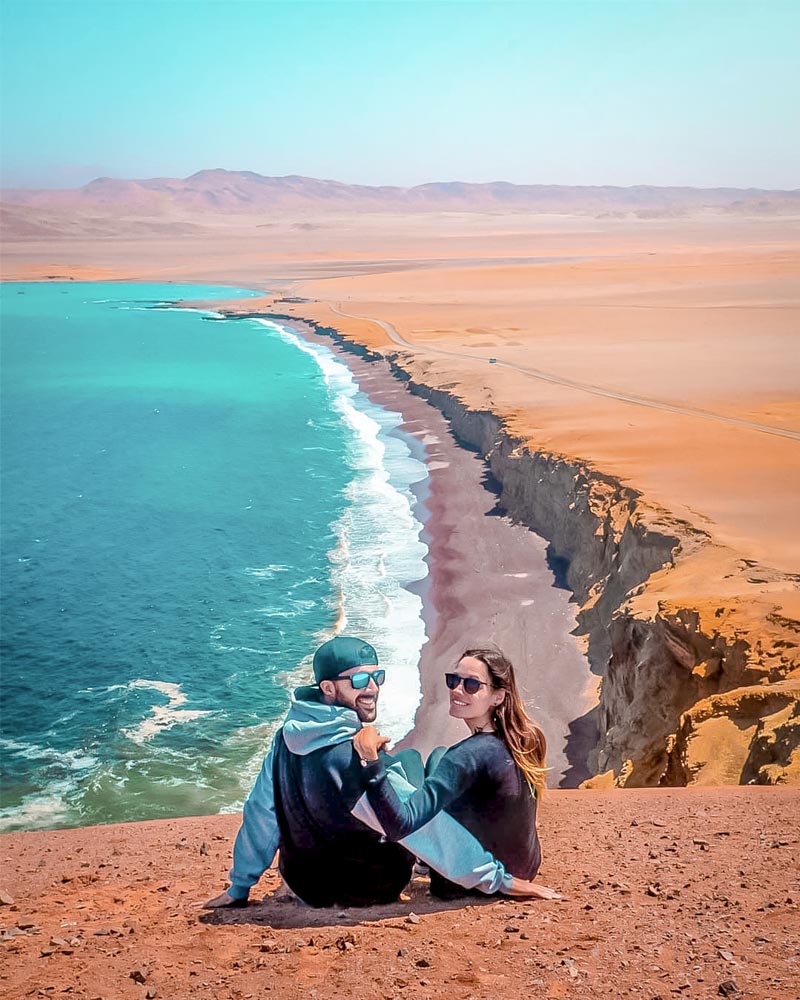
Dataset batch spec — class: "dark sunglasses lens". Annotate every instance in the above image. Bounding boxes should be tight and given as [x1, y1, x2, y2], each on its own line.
[350, 670, 384, 689]
[445, 673, 482, 694]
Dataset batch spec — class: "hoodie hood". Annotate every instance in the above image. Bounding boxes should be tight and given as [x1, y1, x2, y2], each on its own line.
[282, 685, 361, 755]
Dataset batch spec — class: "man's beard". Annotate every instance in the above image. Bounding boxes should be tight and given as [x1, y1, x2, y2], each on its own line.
[355, 696, 377, 723]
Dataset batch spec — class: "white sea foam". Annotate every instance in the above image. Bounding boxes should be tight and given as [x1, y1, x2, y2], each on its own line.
[245, 564, 290, 578]
[254, 320, 429, 744]
[121, 679, 214, 744]
[0, 739, 101, 832]
[0, 784, 73, 832]
[0, 737, 98, 771]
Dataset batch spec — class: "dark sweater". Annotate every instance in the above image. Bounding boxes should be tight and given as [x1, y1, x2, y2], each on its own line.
[362, 732, 540, 895]
[272, 732, 412, 907]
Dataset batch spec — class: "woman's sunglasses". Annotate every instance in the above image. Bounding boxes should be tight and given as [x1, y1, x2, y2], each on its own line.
[339, 669, 386, 690]
[445, 672, 491, 696]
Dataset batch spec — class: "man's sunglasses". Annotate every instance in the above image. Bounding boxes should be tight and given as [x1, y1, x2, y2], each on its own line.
[445, 672, 491, 696]
[338, 669, 386, 690]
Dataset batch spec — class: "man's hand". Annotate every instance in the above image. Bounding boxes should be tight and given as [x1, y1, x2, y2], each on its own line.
[203, 890, 247, 909]
[354, 725, 390, 762]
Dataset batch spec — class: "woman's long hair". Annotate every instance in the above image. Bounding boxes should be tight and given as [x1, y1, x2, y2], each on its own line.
[460, 647, 548, 796]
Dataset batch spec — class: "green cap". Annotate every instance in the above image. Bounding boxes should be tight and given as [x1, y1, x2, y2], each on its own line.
[312, 636, 379, 684]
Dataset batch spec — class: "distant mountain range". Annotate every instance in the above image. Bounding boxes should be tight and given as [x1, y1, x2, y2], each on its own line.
[2, 169, 798, 216]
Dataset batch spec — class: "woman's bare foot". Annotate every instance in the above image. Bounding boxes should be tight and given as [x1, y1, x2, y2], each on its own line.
[203, 890, 247, 908]
[504, 877, 562, 900]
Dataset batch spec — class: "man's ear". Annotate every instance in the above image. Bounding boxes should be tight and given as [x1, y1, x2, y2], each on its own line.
[319, 680, 336, 703]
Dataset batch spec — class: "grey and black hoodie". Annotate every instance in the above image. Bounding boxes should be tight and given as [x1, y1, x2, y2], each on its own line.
[228, 687, 513, 907]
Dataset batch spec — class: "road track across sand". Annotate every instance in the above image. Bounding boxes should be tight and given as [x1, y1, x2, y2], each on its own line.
[331, 303, 800, 442]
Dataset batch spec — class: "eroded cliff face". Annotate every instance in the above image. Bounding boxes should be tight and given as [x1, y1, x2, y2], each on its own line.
[253, 314, 800, 786]
[398, 383, 800, 787]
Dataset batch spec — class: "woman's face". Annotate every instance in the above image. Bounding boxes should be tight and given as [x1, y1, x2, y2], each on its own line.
[447, 655, 504, 729]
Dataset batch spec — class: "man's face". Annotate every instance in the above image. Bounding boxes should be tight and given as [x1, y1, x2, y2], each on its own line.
[327, 664, 381, 722]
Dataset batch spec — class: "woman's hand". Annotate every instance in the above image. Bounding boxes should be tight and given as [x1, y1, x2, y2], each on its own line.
[354, 725, 390, 762]
[503, 877, 562, 900]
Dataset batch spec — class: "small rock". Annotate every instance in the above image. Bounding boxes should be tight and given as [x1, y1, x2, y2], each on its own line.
[130, 970, 148, 985]
[646, 884, 662, 897]
[335, 933, 355, 952]
[718, 981, 739, 998]
[199, 842, 208, 856]
[718, 949, 735, 962]
[0, 890, 14, 905]
[504, 925, 520, 933]
[146, 989, 158, 999]
[405, 913, 420, 925]
[40, 947, 54, 956]
[415, 958, 430, 968]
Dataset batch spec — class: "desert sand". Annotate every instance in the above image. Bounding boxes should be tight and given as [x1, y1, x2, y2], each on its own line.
[2, 789, 799, 999]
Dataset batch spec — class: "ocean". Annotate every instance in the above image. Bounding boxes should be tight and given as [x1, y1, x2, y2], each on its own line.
[0, 282, 429, 832]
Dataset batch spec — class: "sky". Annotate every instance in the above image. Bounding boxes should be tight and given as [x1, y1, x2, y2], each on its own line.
[1, 0, 798, 190]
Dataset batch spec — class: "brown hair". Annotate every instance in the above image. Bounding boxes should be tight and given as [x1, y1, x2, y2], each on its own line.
[460, 647, 548, 796]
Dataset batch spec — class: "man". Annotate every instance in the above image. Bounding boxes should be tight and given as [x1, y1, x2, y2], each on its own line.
[205, 635, 518, 909]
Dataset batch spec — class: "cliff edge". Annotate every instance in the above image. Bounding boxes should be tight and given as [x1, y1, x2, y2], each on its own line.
[246, 304, 800, 788]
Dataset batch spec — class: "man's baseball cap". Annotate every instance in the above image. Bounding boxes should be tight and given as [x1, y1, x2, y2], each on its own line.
[313, 636, 379, 684]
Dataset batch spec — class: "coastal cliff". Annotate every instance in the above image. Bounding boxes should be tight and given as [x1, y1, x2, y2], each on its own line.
[268, 313, 800, 788]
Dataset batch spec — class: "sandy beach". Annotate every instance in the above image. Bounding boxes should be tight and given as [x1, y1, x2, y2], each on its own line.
[282, 318, 595, 777]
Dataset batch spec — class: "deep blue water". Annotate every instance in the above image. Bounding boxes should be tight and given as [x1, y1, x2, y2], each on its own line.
[0, 282, 427, 830]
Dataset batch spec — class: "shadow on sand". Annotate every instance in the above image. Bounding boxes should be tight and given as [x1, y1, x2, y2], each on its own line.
[199, 876, 496, 930]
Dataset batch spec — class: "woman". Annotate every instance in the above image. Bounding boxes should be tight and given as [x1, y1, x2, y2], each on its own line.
[354, 647, 558, 900]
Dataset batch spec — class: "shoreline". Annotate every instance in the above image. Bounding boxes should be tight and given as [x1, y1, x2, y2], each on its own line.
[4, 252, 798, 788]
[279, 316, 595, 781]
[0, 283, 596, 840]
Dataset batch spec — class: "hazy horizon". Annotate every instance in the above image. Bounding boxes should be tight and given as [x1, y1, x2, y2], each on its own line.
[3, 167, 798, 194]
[1, 0, 798, 191]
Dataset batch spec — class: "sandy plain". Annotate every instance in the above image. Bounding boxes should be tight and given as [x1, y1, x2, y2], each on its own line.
[5, 210, 798, 572]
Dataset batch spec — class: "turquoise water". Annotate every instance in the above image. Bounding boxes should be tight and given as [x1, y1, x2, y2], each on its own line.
[0, 283, 428, 831]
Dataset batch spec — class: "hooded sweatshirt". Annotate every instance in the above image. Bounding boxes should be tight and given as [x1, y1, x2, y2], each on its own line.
[228, 687, 513, 906]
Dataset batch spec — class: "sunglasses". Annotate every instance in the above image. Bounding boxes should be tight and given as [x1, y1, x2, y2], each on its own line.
[337, 669, 386, 690]
[445, 672, 491, 696]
